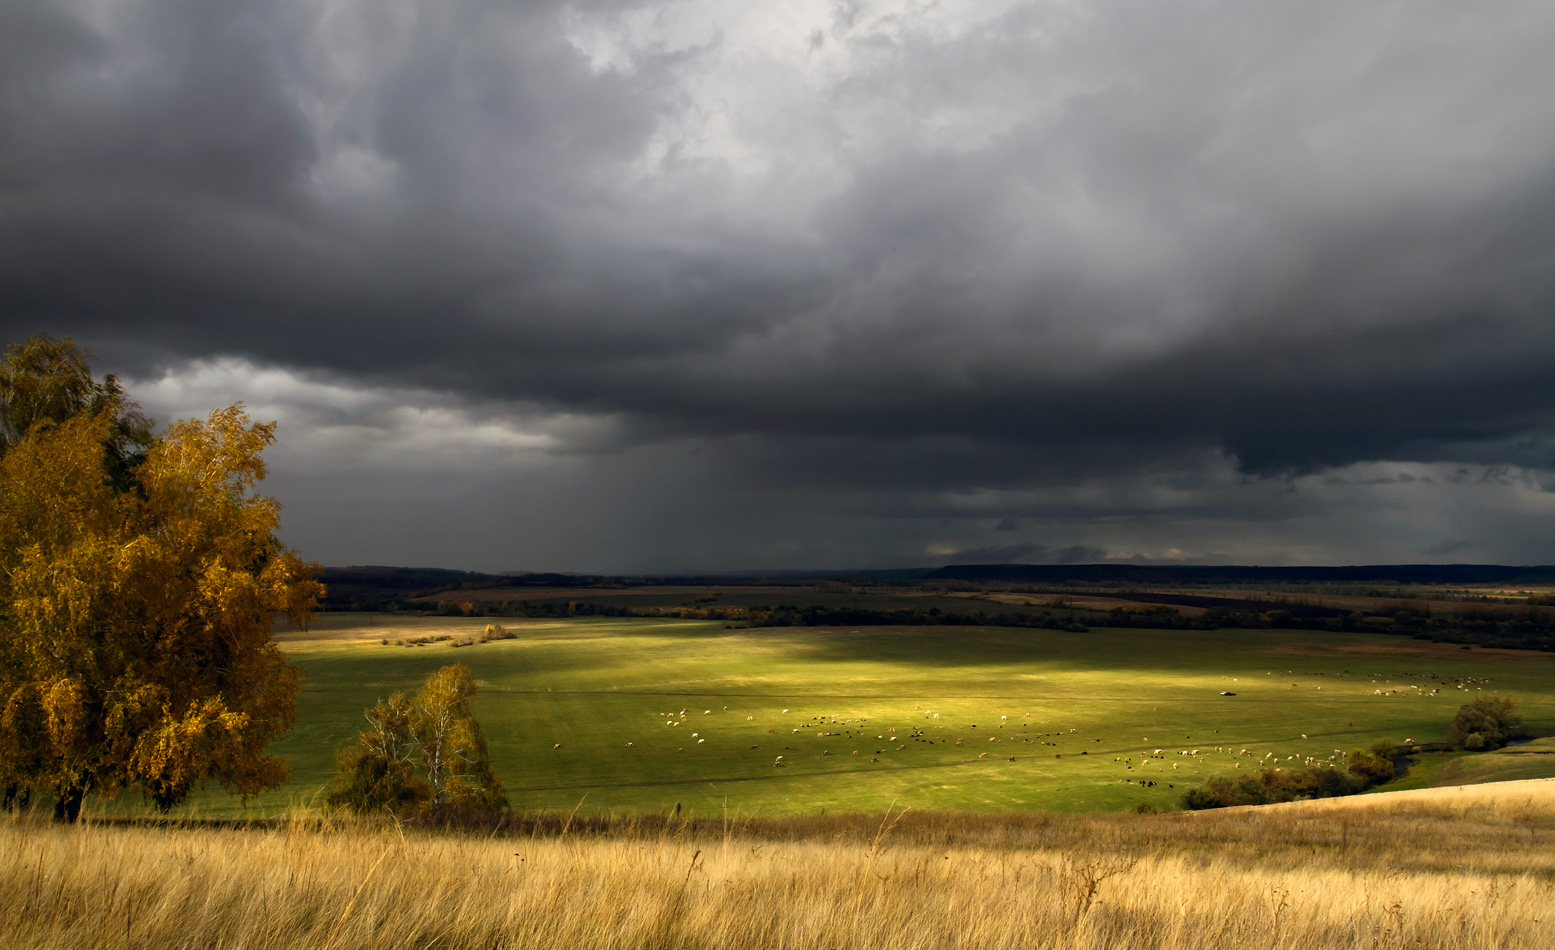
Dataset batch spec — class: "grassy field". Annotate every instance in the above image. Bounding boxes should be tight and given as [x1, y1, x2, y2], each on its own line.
[105, 615, 1555, 819]
[1424, 738, 1555, 787]
[11, 781, 1555, 949]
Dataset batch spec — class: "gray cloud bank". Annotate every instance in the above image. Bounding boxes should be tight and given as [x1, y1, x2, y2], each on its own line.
[5, 0, 1555, 570]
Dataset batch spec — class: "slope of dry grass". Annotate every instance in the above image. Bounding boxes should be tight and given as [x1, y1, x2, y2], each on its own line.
[6, 782, 1554, 950]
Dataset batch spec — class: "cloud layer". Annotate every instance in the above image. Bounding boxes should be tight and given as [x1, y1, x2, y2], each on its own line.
[5, 0, 1555, 570]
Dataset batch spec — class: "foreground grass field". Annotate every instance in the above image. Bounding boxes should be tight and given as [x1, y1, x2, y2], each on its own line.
[11, 781, 1555, 949]
[126, 616, 1555, 818]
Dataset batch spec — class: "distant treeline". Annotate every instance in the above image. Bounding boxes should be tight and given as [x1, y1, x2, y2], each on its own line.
[318, 566, 601, 608]
[320, 563, 1555, 611]
[926, 563, 1555, 587]
[368, 598, 1555, 650]
[387, 598, 1090, 633]
[316, 566, 925, 609]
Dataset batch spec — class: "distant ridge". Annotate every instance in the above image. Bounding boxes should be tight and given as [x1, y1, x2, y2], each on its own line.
[317, 566, 601, 607]
[922, 563, 1555, 586]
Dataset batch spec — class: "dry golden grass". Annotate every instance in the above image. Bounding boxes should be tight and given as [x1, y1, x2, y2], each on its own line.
[5, 781, 1554, 950]
[1249, 777, 1555, 812]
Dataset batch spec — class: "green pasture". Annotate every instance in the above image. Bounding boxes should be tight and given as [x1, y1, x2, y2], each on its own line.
[132, 617, 1555, 819]
[1415, 737, 1555, 788]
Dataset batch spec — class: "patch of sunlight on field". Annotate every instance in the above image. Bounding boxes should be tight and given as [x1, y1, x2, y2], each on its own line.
[95, 616, 1555, 819]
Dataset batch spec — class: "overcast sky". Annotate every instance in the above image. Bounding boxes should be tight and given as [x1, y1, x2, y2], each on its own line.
[5, 0, 1555, 572]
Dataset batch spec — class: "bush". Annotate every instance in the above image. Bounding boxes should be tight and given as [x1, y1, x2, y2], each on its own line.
[1182, 742, 1402, 810]
[1345, 745, 1396, 785]
[1447, 695, 1521, 750]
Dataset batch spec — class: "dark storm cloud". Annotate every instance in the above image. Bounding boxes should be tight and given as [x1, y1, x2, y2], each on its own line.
[5, 0, 1555, 568]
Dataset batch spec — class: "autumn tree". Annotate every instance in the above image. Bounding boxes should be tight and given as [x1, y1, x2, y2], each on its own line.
[0, 335, 151, 486]
[329, 664, 508, 815]
[326, 693, 430, 814]
[0, 336, 320, 820]
[415, 664, 506, 810]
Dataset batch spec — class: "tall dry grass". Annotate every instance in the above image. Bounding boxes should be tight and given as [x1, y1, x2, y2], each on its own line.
[3, 789, 1553, 949]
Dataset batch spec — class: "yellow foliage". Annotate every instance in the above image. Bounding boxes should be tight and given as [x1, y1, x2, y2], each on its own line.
[0, 402, 320, 814]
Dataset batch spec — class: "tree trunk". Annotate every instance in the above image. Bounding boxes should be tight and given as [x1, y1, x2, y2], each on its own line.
[3, 783, 16, 811]
[52, 784, 84, 823]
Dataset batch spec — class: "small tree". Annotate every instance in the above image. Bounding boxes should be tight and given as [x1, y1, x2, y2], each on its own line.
[1448, 695, 1522, 750]
[329, 664, 507, 816]
[326, 693, 429, 814]
[415, 664, 507, 811]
